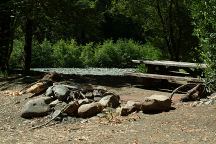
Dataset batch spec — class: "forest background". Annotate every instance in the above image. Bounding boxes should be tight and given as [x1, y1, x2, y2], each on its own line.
[0, 0, 215, 91]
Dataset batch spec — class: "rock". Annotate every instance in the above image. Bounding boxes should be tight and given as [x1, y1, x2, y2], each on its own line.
[61, 84, 79, 90]
[45, 86, 54, 97]
[95, 86, 107, 92]
[99, 94, 120, 108]
[190, 101, 199, 107]
[54, 101, 67, 111]
[64, 101, 79, 116]
[142, 95, 172, 113]
[78, 98, 93, 105]
[210, 93, 216, 99]
[49, 99, 60, 107]
[92, 90, 102, 97]
[204, 99, 214, 105]
[52, 85, 70, 101]
[116, 101, 142, 116]
[21, 97, 53, 118]
[81, 84, 94, 93]
[78, 102, 103, 118]
[85, 92, 94, 99]
[94, 96, 102, 102]
[95, 86, 107, 95]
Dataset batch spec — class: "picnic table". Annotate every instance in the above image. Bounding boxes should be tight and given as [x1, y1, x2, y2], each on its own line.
[132, 60, 207, 78]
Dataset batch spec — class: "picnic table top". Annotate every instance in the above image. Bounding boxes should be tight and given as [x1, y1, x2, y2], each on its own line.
[132, 60, 207, 69]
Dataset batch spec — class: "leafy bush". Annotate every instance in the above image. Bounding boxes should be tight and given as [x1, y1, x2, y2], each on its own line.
[80, 42, 95, 67]
[94, 39, 162, 67]
[52, 40, 83, 67]
[10, 38, 163, 68]
[10, 39, 24, 68]
[191, 1, 216, 92]
[31, 39, 54, 68]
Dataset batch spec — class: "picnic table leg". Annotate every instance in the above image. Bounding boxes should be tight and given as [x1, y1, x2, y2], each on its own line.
[147, 65, 168, 74]
[146, 65, 156, 73]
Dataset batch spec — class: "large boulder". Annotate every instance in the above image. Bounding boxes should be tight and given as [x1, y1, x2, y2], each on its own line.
[21, 97, 53, 119]
[99, 94, 120, 108]
[52, 85, 70, 101]
[78, 102, 103, 118]
[142, 95, 172, 113]
[116, 101, 142, 116]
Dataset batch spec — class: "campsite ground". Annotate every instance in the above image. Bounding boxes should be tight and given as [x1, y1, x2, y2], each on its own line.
[0, 75, 216, 144]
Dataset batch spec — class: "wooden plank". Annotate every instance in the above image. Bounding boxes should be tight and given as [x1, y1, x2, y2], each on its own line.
[124, 72, 203, 83]
[132, 60, 207, 69]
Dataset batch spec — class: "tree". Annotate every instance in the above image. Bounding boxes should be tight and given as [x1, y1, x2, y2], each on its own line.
[0, 1, 14, 71]
[110, 0, 198, 61]
[191, 0, 216, 91]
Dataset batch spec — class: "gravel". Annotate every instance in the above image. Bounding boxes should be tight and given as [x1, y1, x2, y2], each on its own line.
[31, 68, 136, 76]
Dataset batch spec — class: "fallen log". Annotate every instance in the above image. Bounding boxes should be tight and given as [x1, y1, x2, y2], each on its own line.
[19, 72, 60, 96]
[170, 83, 205, 102]
[181, 84, 205, 102]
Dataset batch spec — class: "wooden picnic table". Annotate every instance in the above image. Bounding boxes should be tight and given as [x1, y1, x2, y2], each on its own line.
[132, 60, 207, 77]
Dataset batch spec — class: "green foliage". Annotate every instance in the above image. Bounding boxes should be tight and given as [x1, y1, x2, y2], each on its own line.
[10, 39, 24, 68]
[0, 70, 8, 78]
[31, 39, 54, 68]
[191, 0, 216, 92]
[10, 38, 163, 68]
[52, 40, 82, 67]
[80, 42, 95, 67]
[136, 64, 147, 73]
[94, 39, 162, 67]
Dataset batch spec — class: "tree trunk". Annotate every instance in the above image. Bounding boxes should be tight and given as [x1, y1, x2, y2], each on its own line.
[0, 9, 11, 71]
[24, 18, 33, 73]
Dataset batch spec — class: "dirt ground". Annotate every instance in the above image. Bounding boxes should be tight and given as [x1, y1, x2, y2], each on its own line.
[1, 75, 216, 144]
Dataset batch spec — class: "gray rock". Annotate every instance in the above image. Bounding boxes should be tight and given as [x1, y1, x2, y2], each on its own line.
[94, 86, 107, 92]
[78, 102, 103, 118]
[52, 85, 70, 101]
[94, 96, 102, 102]
[99, 94, 120, 108]
[200, 98, 209, 102]
[190, 101, 199, 107]
[78, 98, 93, 105]
[54, 101, 67, 111]
[45, 86, 54, 97]
[204, 99, 214, 105]
[95, 86, 107, 95]
[85, 92, 94, 99]
[116, 101, 142, 116]
[21, 97, 53, 118]
[209, 93, 216, 100]
[61, 84, 79, 90]
[49, 99, 60, 107]
[92, 90, 102, 97]
[81, 84, 94, 93]
[142, 95, 172, 113]
[64, 101, 79, 116]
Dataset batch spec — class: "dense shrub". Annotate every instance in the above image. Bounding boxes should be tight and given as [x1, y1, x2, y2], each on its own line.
[10, 39, 163, 68]
[10, 39, 24, 68]
[31, 39, 54, 68]
[52, 40, 82, 67]
[191, 1, 216, 92]
[79, 42, 95, 67]
[94, 39, 162, 67]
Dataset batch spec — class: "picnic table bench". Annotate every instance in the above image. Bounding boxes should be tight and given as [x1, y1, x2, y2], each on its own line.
[132, 60, 207, 78]
[124, 60, 207, 84]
